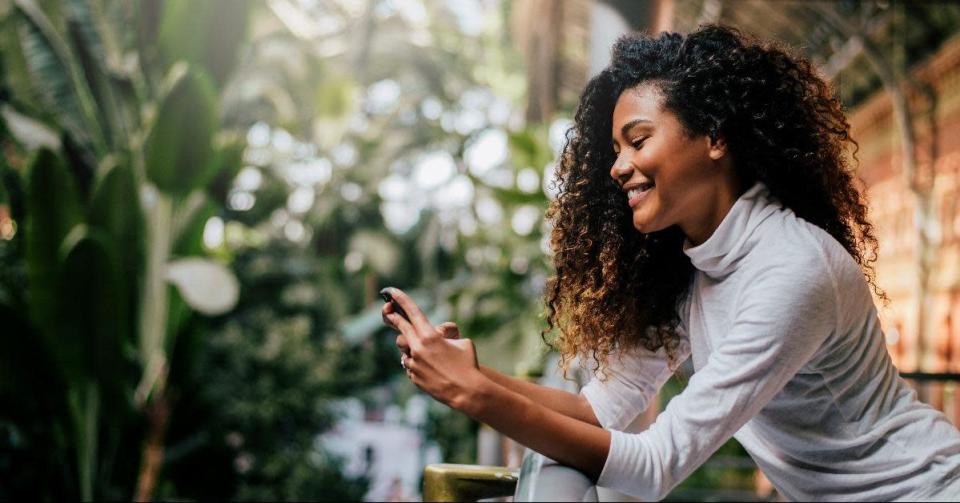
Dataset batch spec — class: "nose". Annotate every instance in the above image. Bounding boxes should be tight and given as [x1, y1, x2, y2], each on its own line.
[609, 152, 633, 185]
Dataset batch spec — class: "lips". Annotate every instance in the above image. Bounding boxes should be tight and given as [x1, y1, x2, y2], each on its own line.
[624, 181, 654, 208]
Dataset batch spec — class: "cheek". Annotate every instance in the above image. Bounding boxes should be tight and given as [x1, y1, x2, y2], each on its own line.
[644, 160, 699, 225]
[651, 174, 690, 221]
[652, 146, 709, 196]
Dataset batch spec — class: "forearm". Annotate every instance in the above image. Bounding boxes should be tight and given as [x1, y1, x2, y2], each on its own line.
[478, 365, 601, 427]
[457, 376, 611, 481]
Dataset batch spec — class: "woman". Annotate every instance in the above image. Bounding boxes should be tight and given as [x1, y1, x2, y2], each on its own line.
[381, 25, 960, 500]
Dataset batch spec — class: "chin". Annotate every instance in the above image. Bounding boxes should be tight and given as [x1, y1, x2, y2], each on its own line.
[632, 218, 654, 234]
[632, 216, 666, 235]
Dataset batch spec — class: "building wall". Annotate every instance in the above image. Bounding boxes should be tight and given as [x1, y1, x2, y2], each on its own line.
[848, 34, 960, 420]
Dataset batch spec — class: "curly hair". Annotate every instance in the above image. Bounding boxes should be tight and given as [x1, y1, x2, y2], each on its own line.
[542, 25, 881, 378]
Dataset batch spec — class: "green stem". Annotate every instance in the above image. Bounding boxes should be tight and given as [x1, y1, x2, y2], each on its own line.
[136, 190, 172, 405]
[70, 380, 99, 501]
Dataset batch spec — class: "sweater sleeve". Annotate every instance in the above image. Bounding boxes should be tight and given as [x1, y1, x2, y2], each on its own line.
[580, 340, 690, 431]
[597, 257, 839, 501]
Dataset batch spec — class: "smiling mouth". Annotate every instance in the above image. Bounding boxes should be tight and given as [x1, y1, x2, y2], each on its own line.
[626, 181, 655, 201]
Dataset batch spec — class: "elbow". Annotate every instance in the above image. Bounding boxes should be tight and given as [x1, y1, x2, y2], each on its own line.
[598, 435, 675, 502]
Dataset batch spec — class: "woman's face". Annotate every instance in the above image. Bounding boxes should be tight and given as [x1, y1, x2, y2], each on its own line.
[610, 83, 737, 244]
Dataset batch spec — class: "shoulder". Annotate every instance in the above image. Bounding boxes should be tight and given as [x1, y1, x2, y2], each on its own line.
[782, 209, 865, 289]
[748, 204, 876, 318]
[738, 206, 847, 312]
[749, 207, 836, 280]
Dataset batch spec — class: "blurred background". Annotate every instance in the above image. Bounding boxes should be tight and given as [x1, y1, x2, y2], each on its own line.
[1, 0, 959, 501]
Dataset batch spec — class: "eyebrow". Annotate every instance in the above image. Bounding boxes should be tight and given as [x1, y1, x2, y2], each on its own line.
[616, 118, 652, 141]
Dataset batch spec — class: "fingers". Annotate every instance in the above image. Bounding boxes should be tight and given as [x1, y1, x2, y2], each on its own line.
[384, 312, 415, 338]
[403, 354, 418, 381]
[401, 354, 415, 381]
[384, 303, 424, 356]
[385, 288, 432, 332]
[386, 304, 411, 354]
[382, 303, 398, 330]
[396, 334, 410, 355]
[436, 322, 460, 339]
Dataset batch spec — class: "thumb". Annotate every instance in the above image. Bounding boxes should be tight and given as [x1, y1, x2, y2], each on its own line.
[436, 322, 461, 339]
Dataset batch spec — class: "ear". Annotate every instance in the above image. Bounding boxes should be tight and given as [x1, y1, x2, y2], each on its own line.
[707, 135, 727, 160]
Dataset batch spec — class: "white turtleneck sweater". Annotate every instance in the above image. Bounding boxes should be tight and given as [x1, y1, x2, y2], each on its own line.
[580, 183, 960, 501]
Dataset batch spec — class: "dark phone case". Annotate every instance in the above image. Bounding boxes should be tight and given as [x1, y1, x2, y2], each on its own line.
[380, 289, 411, 321]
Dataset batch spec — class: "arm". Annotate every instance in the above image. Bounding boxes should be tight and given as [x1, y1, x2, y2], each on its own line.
[458, 375, 612, 481]
[595, 257, 839, 500]
[459, 341, 686, 480]
[579, 342, 687, 432]
[478, 365, 601, 427]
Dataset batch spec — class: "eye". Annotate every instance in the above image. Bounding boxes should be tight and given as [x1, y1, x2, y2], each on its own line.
[631, 137, 647, 149]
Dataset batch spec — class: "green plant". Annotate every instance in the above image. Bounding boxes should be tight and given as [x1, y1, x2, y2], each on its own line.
[0, 0, 250, 499]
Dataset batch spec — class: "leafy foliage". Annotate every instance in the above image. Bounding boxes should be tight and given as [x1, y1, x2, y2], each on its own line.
[0, 0, 249, 499]
[1, 0, 562, 500]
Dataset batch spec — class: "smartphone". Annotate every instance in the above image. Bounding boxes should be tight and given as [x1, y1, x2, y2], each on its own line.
[379, 288, 411, 322]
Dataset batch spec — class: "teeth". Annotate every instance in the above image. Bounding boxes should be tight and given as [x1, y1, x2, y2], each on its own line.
[627, 183, 653, 199]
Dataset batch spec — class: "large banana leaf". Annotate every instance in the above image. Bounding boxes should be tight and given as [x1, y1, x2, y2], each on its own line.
[13, 0, 106, 155]
[59, 226, 124, 381]
[198, 0, 251, 87]
[89, 158, 143, 342]
[155, 0, 202, 72]
[157, 0, 251, 86]
[143, 65, 218, 196]
[24, 147, 83, 347]
[59, 228, 125, 502]
[166, 257, 238, 316]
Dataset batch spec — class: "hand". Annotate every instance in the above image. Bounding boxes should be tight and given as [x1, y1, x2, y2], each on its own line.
[380, 288, 484, 410]
[382, 299, 460, 357]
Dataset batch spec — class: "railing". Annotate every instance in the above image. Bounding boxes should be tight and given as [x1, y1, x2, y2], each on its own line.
[900, 372, 960, 381]
[901, 372, 960, 424]
[422, 464, 518, 501]
[421, 451, 597, 502]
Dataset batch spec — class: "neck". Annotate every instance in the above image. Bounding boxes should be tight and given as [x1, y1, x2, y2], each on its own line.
[680, 176, 743, 247]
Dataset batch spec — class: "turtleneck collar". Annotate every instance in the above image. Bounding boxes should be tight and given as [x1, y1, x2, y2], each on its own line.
[682, 183, 777, 278]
